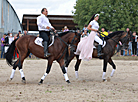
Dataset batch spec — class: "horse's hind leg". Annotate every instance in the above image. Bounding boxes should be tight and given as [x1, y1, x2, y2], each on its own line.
[10, 60, 19, 80]
[108, 58, 116, 77]
[75, 55, 81, 79]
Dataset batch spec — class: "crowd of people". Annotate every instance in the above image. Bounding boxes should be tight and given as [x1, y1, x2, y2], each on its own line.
[0, 30, 29, 59]
[117, 28, 138, 56]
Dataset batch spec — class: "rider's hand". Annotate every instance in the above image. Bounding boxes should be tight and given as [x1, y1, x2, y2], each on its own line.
[46, 26, 50, 29]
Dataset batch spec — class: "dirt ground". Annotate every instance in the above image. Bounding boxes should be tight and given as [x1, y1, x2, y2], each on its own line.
[0, 59, 138, 102]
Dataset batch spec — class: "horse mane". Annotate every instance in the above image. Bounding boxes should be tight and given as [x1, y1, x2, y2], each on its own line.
[58, 31, 71, 37]
[104, 31, 124, 40]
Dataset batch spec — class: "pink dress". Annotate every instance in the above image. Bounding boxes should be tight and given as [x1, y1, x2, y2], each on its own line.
[74, 31, 96, 61]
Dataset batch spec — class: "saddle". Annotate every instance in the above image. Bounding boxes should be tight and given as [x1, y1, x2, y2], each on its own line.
[93, 41, 106, 49]
[34, 34, 54, 47]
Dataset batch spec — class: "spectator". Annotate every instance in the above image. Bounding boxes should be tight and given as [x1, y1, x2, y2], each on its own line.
[63, 26, 69, 32]
[9, 33, 14, 45]
[13, 34, 19, 59]
[24, 30, 28, 36]
[1, 34, 6, 58]
[126, 28, 132, 56]
[137, 38, 138, 56]
[81, 30, 89, 38]
[132, 31, 137, 56]
[82, 24, 88, 33]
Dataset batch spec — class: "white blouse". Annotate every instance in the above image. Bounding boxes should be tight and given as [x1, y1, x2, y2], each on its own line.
[89, 20, 99, 30]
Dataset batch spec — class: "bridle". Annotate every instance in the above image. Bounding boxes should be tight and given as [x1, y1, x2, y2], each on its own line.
[56, 32, 80, 61]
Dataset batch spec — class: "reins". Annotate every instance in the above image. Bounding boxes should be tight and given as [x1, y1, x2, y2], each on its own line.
[56, 33, 78, 61]
[98, 31, 128, 55]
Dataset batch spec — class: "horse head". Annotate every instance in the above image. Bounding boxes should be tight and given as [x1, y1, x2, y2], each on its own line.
[69, 32, 81, 52]
[119, 31, 130, 49]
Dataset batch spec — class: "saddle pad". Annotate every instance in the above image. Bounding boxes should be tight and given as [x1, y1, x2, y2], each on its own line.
[34, 37, 43, 47]
[93, 41, 106, 48]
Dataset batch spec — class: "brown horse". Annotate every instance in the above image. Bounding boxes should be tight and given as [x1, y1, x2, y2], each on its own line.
[64, 31, 130, 81]
[5, 31, 81, 84]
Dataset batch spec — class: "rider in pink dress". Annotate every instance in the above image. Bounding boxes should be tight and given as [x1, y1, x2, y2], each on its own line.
[74, 14, 103, 61]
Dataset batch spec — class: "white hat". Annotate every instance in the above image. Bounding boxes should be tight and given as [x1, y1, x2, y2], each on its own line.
[94, 14, 100, 18]
[64, 26, 67, 29]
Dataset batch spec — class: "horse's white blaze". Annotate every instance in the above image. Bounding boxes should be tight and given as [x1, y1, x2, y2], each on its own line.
[111, 69, 115, 77]
[75, 71, 79, 78]
[41, 73, 47, 80]
[102, 72, 106, 79]
[65, 67, 68, 73]
[64, 73, 69, 81]
[19, 69, 25, 78]
[10, 69, 15, 79]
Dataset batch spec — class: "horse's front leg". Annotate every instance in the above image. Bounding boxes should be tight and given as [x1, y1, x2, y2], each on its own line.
[39, 59, 53, 85]
[58, 59, 70, 83]
[108, 58, 116, 77]
[102, 58, 108, 81]
[75, 55, 81, 79]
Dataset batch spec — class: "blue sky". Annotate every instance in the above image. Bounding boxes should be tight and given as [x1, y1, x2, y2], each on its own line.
[8, 0, 76, 22]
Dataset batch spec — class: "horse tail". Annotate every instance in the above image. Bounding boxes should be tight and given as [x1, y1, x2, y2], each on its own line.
[5, 39, 18, 66]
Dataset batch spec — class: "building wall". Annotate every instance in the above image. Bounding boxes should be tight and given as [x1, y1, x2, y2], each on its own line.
[0, 0, 22, 33]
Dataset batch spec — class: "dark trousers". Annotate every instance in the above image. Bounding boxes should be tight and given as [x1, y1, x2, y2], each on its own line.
[132, 42, 137, 55]
[39, 31, 50, 42]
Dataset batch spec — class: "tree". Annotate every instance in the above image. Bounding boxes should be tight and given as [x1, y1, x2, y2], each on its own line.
[73, 0, 138, 32]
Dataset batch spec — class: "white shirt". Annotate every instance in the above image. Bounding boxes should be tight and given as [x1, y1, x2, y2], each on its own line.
[89, 20, 99, 30]
[37, 14, 53, 31]
[9, 37, 14, 44]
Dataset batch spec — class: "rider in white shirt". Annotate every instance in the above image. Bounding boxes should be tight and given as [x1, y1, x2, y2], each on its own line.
[37, 8, 55, 57]
[88, 14, 103, 57]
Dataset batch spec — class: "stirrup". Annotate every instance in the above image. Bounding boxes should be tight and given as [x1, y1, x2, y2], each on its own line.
[97, 53, 104, 57]
[44, 53, 51, 57]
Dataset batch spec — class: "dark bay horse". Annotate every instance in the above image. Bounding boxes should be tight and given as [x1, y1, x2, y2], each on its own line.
[65, 31, 130, 81]
[5, 31, 80, 84]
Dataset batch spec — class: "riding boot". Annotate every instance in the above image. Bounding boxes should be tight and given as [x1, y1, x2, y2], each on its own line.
[44, 41, 51, 57]
[97, 45, 104, 57]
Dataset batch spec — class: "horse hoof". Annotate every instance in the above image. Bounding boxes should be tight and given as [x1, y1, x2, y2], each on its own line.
[38, 79, 43, 85]
[103, 79, 107, 82]
[66, 80, 70, 83]
[10, 78, 13, 80]
[22, 79, 26, 84]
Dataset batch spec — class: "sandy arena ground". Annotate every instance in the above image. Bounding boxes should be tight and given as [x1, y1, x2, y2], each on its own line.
[0, 59, 138, 102]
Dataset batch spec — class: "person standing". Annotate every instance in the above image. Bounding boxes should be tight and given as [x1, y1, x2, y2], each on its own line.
[1, 34, 6, 58]
[24, 30, 28, 36]
[63, 26, 69, 32]
[37, 8, 55, 57]
[132, 31, 137, 56]
[9, 33, 14, 45]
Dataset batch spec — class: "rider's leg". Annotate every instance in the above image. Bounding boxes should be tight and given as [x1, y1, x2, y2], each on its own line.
[39, 31, 51, 57]
[94, 35, 104, 57]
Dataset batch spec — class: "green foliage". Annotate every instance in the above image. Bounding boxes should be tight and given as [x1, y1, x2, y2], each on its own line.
[73, 0, 138, 32]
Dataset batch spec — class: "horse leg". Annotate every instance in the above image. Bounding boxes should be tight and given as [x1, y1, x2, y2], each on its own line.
[39, 59, 53, 85]
[108, 58, 116, 77]
[64, 57, 73, 73]
[10, 60, 19, 80]
[64, 51, 75, 73]
[17, 50, 29, 83]
[75, 55, 81, 79]
[102, 58, 108, 81]
[58, 59, 70, 83]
